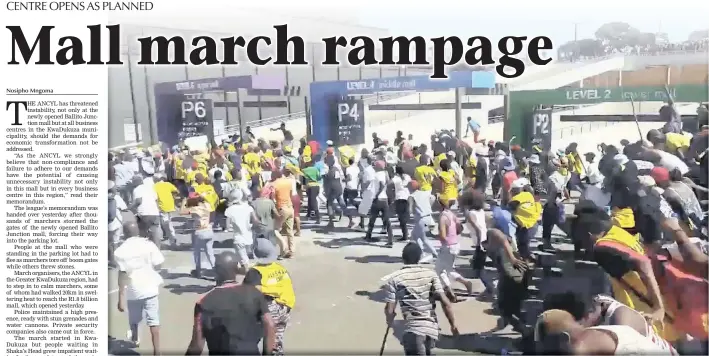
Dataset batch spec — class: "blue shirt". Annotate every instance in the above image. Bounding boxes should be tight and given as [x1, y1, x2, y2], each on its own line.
[491, 206, 516, 237]
[468, 120, 481, 131]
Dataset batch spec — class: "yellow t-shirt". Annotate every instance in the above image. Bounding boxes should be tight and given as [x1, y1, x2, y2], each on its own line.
[439, 170, 458, 202]
[186, 168, 208, 185]
[244, 152, 261, 176]
[264, 149, 274, 161]
[174, 159, 185, 180]
[414, 165, 436, 191]
[665, 133, 691, 154]
[194, 184, 218, 212]
[154, 181, 178, 213]
[433, 153, 447, 171]
[510, 191, 542, 229]
[566, 153, 584, 174]
[595, 226, 679, 341]
[251, 263, 296, 309]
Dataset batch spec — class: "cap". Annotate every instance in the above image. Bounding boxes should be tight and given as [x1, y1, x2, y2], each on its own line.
[511, 178, 530, 189]
[528, 154, 541, 164]
[638, 175, 656, 187]
[447, 150, 456, 158]
[374, 160, 386, 169]
[650, 166, 670, 183]
[613, 154, 629, 165]
[253, 238, 279, 264]
[188, 192, 201, 199]
[326, 140, 334, 146]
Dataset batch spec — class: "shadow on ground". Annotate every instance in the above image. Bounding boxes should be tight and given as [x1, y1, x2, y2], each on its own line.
[163, 283, 213, 295]
[345, 255, 401, 264]
[108, 336, 140, 355]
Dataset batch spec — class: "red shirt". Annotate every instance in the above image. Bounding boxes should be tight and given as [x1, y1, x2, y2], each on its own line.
[502, 171, 518, 193]
[307, 141, 320, 155]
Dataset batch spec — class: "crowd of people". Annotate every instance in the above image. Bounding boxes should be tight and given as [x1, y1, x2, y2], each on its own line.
[107, 102, 708, 354]
[558, 37, 709, 62]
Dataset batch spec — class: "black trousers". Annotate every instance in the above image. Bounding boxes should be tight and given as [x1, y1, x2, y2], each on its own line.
[305, 185, 320, 223]
[366, 199, 393, 243]
[497, 271, 531, 321]
[394, 199, 410, 240]
[541, 201, 561, 246]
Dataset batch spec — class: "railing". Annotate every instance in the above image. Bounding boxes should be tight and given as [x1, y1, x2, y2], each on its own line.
[554, 121, 619, 140]
[110, 141, 144, 151]
[220, 91, 415, 136]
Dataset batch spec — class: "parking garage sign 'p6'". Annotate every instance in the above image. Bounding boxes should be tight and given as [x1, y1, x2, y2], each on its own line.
[179, 99, 214, 141]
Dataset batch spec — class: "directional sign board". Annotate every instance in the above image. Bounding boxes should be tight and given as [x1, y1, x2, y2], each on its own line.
[529, 107, 552, 150]
[332, 98, 365, 146]
[179, 99, 214, 141]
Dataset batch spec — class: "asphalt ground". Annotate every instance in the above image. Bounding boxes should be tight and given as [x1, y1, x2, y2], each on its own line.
[108, 198, 583, 355]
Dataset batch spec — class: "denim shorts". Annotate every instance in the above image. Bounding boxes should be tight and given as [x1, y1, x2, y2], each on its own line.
[127, 295, 160, 327]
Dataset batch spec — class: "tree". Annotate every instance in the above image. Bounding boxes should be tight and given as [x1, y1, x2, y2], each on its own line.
[594, 22, 640, 48]
[557, 38, 604, 59]
[688, 29, 709, 42]
[631, 32, 657, 47]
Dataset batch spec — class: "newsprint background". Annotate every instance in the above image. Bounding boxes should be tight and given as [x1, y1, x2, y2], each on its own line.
[2, 5, 110, 356]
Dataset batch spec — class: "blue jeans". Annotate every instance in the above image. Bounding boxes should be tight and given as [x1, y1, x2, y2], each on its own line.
[127, 295, 160, 327]
[192, 229, 215, 274]
[411, 218, 438, 257]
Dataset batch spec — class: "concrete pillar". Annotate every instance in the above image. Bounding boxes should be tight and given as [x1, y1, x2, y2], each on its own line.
[455, 88, 463, 137]
[618, 69, 623, 87]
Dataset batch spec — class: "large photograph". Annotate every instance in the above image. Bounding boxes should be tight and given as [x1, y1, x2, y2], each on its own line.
[91, 2, 709, 355]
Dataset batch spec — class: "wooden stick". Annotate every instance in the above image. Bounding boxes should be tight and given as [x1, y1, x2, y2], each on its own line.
[628, 96, 644, 142]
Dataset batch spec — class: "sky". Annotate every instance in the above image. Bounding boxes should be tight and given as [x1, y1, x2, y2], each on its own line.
[352, 6, 707, 45]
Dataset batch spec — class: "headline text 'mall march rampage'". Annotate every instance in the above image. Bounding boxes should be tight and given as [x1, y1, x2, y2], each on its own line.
[6, 24, 554, 78]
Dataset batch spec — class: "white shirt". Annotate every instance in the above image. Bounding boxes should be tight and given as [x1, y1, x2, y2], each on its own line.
[114, 237, 165, 300]
[466, 209, 488, 246]
[113, 163, 134, 188]
[208, 165, 229, 182]
[392, 174, 411, 200]
[361, 165, 376, 186]
[655, 149, 689, 175]
[585, 164, 605, 187]
[132, 182, 160, 216]
[345, 165, 360, 190]
[127, 158, 140, 175]
[225, 203, 254, 245]
[109, 195, 127, 232]
[549, 171, 569, 192]
[372, 171, 389, 200]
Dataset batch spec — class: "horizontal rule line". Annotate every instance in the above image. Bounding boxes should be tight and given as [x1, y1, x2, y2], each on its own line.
[6, 93, 99, 96]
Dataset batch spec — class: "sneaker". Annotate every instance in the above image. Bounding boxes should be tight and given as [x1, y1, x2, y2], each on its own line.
[126, 329, 140, 347]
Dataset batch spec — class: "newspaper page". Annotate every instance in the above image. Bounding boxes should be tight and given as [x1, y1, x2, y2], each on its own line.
[6, 0, 706, 355]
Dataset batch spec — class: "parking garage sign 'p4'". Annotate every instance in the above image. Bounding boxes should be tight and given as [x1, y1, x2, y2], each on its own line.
[333, 99, 365, 146]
